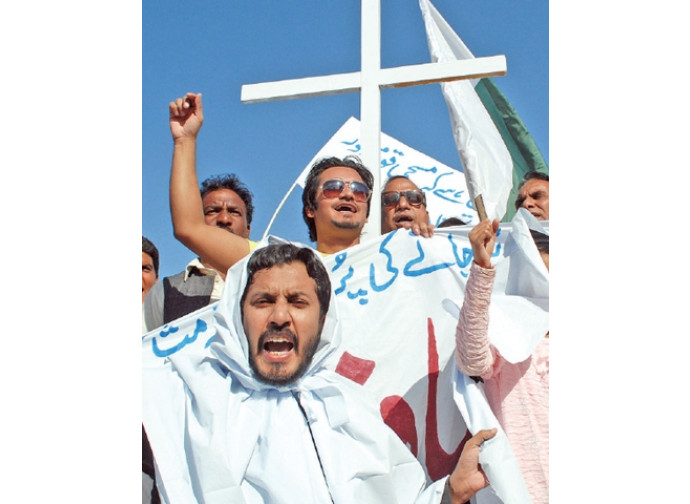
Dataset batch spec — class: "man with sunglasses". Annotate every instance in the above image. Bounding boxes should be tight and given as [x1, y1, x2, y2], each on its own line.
[380, 176, 434, 237]
[301, 156, 374, 254]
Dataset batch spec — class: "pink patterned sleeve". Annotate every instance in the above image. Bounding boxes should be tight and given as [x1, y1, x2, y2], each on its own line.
[454, 262, 497, 378]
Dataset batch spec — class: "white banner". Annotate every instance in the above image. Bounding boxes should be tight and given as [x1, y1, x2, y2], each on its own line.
[143, 214, 548, 504]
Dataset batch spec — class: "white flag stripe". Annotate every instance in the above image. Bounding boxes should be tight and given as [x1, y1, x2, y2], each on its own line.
[419, 0, 513, 221]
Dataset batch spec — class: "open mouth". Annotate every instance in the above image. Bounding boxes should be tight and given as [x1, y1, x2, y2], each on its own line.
[259, 330, 298, 360]
[335, 203, 357, 214]
[394, 214, 413, 226]
[263, 338, 295, 354]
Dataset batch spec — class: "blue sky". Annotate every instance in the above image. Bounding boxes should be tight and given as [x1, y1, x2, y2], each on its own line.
[142, 0, 548, 278]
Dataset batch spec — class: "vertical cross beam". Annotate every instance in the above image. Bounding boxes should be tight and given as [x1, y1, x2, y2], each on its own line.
[360, 0, 382, 237]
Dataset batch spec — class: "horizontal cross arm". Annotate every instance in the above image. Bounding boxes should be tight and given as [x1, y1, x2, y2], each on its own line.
[241, 55, 506, 105]
[378, 55, 506, 89]
[241, 72, 361, 104]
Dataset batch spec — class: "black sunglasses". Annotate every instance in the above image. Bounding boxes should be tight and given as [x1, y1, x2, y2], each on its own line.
[381, 190, 426, 207]
[318, 179, 371, 202]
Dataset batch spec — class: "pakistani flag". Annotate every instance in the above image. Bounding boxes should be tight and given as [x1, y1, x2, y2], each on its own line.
[475, 77, 549, 221]
[420, 0, 548, 222]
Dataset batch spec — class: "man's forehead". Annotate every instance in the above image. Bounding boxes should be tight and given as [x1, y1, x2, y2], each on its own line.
[384, 177, 421, 192]
[142, 252, 154, 264]
[202, 188, 245, 206]
[520, 179, 549, 194]
[248, 263, 315, 290]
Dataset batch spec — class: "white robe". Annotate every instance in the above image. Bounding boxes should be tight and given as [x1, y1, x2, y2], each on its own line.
[142, 246, 448, 504]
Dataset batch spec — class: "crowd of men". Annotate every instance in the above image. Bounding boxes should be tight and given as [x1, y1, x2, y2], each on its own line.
[142, 92, 549, 504]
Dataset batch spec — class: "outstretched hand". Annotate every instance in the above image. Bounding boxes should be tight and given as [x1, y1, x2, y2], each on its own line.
[469, 219, 499, 269]
[169, 92, 204, 141]
[449, 427, 497, 503]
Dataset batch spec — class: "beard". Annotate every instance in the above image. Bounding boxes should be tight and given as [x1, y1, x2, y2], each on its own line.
[330, 217, 362, 231]
[248, 327, 321, 386]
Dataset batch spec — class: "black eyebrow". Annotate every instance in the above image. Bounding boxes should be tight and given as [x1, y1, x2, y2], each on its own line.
[287, 292, 312, 302]
[249, 291, 276, 302]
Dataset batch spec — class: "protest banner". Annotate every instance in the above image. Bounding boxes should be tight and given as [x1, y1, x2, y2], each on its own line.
[143, 211, 548, 503]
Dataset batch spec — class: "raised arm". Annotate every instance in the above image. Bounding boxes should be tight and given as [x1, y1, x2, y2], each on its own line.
[468, 218, 499, 270]
[454, 219, 500, 377]
[169, 93, 251, 274]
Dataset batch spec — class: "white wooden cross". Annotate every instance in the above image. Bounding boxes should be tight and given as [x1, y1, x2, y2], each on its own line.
[241, 0, 506, 239]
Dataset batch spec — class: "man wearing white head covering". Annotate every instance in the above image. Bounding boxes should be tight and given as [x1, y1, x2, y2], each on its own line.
[143, 243, 495, 504]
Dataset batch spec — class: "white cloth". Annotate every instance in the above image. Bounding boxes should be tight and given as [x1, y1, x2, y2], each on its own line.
[142, 245, 448, 504]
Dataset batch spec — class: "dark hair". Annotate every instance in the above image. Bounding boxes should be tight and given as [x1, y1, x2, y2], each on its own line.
[517, 171, 549, 191]
[438, 217, 466, 228]
[302, 156, 374, 242]
[241, 244, 331, 319]
[142, 236, 160, 276]
[529, 229, 549, 255]
[200, 174, 255, 226]
[382, 175, 427, 206]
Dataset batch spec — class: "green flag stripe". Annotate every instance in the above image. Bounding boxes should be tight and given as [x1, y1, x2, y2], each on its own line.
[475, 78, 548, 221]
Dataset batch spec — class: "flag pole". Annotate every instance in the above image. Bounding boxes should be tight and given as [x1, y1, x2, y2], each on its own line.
[261, 181, 299, 241]
[474, 194, 488, 221]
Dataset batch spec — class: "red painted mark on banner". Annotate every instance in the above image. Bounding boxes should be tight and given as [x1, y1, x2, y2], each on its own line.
[424, 317, 466, 480]
[380, 395, 419, 457]
[377, 318, 467, 480]
[335, 319, 468, 480]
[335, 351, 375, 385]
